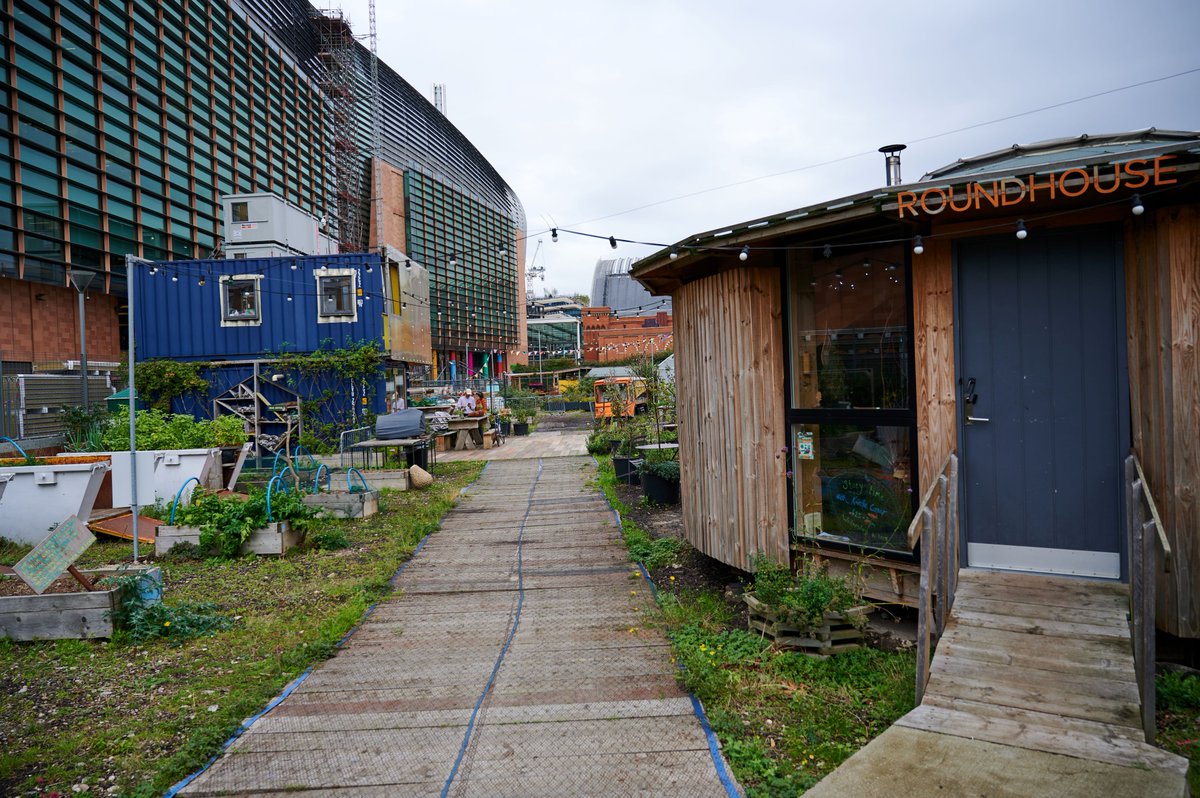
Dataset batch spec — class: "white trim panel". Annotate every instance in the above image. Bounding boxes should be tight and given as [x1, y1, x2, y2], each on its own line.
[967, 542, 1120, 579]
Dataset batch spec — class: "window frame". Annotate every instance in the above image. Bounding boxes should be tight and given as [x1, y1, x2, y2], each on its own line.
[315, 268, 357, 323]
[219, 273, 262, 327]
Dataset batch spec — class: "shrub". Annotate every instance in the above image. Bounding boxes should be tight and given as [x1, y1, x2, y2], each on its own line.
[748, 553, 866, 630]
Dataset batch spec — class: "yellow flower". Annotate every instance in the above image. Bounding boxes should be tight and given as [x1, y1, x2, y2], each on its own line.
[164, 621, 171, 627]
[669, 575, 675, 582]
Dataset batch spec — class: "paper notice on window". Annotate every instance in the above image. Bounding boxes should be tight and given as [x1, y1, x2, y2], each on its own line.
[797, 430, 815, 460]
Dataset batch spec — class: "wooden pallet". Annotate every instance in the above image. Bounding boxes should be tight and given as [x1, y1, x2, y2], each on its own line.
[744, 593, 868, 658]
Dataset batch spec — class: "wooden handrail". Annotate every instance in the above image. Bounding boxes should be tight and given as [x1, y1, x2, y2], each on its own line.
[907, 452, 954, 549]
[913, 452, 959, 704]
[1125, 453, 1166, 745]
[1132, 455, 1172, 569]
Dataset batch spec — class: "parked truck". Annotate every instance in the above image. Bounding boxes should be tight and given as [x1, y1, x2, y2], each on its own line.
[593, 377, 648, 419]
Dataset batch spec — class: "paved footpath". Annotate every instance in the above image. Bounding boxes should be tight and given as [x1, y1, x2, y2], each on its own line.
[178, 453, 739, 797]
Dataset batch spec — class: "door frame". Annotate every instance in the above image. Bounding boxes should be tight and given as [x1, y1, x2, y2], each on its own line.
[950, 225, 1131, 581]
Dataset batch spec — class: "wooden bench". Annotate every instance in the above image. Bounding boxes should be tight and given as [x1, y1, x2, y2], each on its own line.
[482, 429, 500, 449]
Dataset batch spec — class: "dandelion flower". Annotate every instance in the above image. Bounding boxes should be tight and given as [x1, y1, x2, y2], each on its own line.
[163, 621, 171, 627]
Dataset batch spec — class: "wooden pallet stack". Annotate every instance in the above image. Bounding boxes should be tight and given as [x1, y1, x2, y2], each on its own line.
[744, 594, 869, 658]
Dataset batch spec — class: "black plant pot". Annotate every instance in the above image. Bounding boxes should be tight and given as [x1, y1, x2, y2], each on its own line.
[613, 455, 641, 486]
[514, 422, 530, 436]
[642, 471, 680, 504]
[500, 421, 512, 435]
[609, 440, 622, 455]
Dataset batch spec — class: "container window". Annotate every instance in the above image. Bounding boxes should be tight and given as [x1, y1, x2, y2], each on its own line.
[221, 276, 260, 323]
[318, 274, 354, 317]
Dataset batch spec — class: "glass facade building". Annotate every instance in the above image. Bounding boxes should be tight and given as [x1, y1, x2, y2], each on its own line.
[0, 0, 523, 364]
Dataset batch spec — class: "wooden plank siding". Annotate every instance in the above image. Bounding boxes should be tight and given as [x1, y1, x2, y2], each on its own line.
[911, 237, 958, 498]
[1125, 205, 1200, 638]
[676, 266, 788, 572]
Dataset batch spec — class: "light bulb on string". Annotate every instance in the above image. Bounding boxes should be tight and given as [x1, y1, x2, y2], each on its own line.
[669, 246, 678, 260]
[609, 236, 617, 249]
[1016, 220, 1028, 240]
[1131, 194, 1145, 215]
[739, 246, 749, 261]
[551, 228, 558, 243]
[913, 235, 924, 255]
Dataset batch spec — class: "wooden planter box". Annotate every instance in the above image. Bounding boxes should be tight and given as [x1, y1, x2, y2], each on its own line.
[0, 586, 120, 641]
[0, 565, 163, 642]
[744, 593, 869, 658]
[155, 522, 300, 557]
[302, 490, 380, 519]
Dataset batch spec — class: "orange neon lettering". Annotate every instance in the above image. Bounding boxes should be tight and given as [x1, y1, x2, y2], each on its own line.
[1091, 164, 1121, 194]
[897, 191, 919, 218]
[1058, 168, 1091, 198]
[1153, 154, 1178, 185]
[999, 177, 1028, 206]
[973, 182, 1000, 210]
[1027, 172, 1056, 202]
[1124, 159, 1150, 189]
[920, 187, 948, 215]
[948, 185, 974, 212]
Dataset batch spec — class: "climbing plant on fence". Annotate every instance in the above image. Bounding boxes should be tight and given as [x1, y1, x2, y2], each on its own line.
[116, 358, 212, 413]
[268, 340, 387, 454]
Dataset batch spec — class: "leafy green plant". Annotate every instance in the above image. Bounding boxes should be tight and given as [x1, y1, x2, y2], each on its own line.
[61, 405, 109, 452]
[97, 407, 247, 451]
[116, 358, 211, 413]
[170, 487, 319, 559]
[641, 459, 680, 483]
[106, 573, 234, 644]
[748, 553, 866, 631]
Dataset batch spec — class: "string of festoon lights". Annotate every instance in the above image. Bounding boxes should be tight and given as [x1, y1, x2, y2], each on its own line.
[133, 173, 1179, 332]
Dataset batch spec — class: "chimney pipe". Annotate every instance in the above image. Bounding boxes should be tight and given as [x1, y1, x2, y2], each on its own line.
[879, 144, 907, 187]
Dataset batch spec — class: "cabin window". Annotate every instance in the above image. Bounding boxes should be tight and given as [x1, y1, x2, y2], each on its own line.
[315, 269, 358, 323]
[791, 422, 912, 553]
[231, 201, 248, 222]
[220, 275, 262, 327]
[785, 245, 917, 556]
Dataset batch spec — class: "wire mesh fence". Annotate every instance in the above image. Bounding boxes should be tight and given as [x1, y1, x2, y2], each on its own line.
[175, 456, 741, 797]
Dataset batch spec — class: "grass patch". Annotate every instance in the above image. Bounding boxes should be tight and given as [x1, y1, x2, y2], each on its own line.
[1157, 669, 1200, 793]
[0, 460, 483, 797]
[597, 457, 915, 796]
[595, 455, 685, 569]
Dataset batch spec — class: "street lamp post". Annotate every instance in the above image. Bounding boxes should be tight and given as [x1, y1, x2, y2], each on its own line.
[68, 271, 94, 409]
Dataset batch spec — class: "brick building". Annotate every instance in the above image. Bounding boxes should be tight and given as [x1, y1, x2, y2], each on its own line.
[581, 307, 673, 363]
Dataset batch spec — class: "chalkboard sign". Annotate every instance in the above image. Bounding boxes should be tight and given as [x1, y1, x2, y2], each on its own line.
[822, 470, 906, 545]
[12, 516, 95, 595]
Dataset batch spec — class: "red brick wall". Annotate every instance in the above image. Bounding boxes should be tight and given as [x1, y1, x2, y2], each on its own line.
[0, 276, 122, 363]
[580, 306, 673, 362]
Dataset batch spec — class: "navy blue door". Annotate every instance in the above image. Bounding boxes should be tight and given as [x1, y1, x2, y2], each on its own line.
[956, 227, 1127, 578]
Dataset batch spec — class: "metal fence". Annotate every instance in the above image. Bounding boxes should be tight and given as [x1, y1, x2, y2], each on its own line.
[0, 362, 112, 441]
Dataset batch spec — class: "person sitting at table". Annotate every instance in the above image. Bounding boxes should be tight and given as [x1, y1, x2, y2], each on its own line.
[467, 392, 487, 418]
[454, 390, 475, 414]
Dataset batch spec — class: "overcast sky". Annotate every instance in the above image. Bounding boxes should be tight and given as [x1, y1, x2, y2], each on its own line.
[341, 0, 1200, 300]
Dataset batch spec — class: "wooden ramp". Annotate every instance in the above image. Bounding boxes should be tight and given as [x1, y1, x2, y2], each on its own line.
[897, 568, 1187, 775]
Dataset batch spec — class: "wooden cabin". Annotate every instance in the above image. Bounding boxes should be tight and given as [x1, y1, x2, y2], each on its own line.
[632, 130, 1200, 639]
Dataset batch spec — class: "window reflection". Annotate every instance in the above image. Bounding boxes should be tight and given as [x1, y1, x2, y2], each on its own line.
[789, 247, 909, 410]
[793, 423, 913, 553]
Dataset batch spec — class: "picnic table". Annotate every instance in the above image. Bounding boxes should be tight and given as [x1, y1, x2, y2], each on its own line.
[444, 417, 486, 450]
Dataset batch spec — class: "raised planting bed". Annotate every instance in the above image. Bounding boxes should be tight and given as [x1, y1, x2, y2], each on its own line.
[743, 593, 870, 658]
[0, 462, 109, 545]
[154, 522, 301, 557]
[347, 469, 408, 491]
[302, 489, 380, 519]
[0, 566, 159, 642]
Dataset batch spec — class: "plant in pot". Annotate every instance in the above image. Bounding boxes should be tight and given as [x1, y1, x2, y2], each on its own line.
[639, 455, 680, 504]
[611, 416, 650, 485]
[743, 553, 871, 656]
[496, 407, 513, 436]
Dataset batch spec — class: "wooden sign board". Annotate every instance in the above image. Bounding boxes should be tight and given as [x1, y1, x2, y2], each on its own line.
[12, 516, 95, 595]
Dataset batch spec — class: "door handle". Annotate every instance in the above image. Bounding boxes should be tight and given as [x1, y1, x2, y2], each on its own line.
[966, 416, 990, 424]
[962, 377, 982, 425]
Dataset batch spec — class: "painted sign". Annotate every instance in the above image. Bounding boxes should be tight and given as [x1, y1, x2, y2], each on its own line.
[12, 515, 95, 595]
[823, 471, 906, 545]
[897, 154, 1178, 219]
